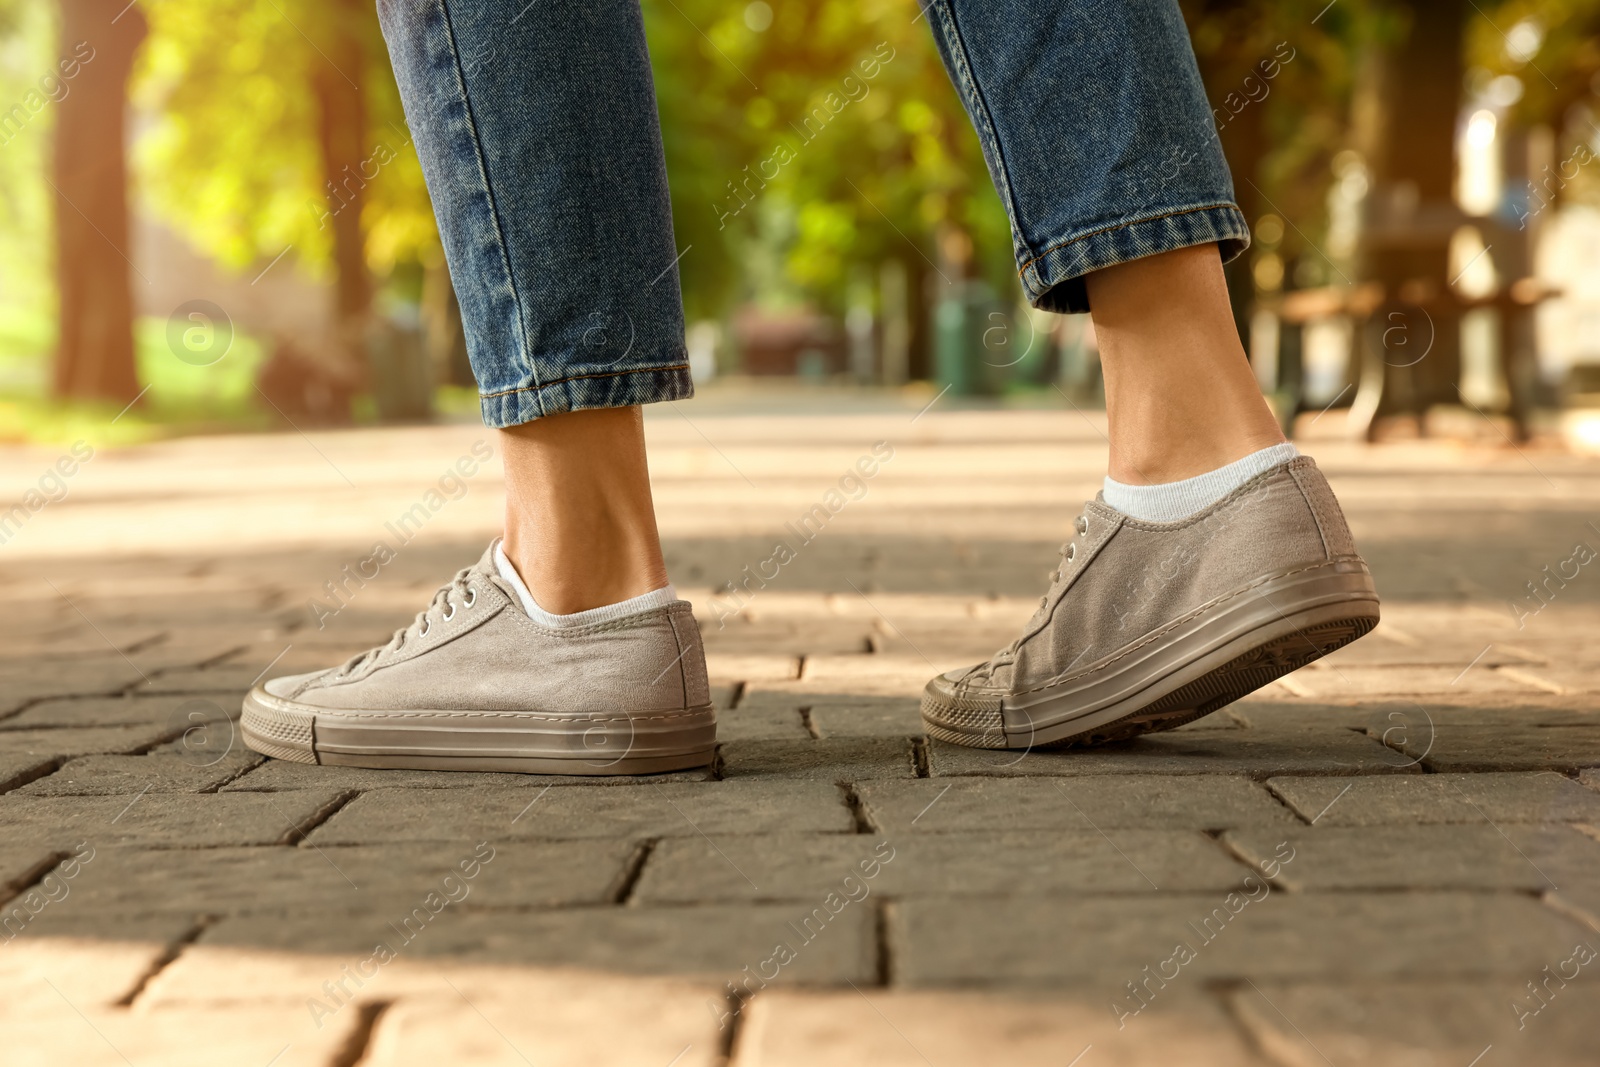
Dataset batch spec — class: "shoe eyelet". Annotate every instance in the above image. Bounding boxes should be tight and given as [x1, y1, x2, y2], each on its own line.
[1066, 543, 1076, 563]
[443, 602, 457, 621]
[464, 588, 477, 608]
[1076, 516, 1088, 535]
[419, 618, 431, 637]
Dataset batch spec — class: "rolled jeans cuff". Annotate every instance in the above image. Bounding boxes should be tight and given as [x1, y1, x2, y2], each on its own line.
[477, 360, 694, 429]
[1021, 202, 1251, 315]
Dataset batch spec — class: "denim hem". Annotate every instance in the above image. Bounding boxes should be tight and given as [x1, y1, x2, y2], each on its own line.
[478, 361, 695, 428]
[1019, 203, 1251, 314]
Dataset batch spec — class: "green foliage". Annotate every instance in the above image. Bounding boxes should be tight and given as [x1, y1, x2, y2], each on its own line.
[1468, 0, 1600, 128]
[0, 310, 271, 445]
[1182, 0, 1400, 268]
[0, 1, 64, 321]
[645, 0, 1014, 317]
[132, 0, 434, 281]
[129, 0, 1006, 322]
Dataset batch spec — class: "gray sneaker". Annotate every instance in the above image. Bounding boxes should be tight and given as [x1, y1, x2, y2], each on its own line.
[243, 543, 716, 774]
[922, 456, 1379, 749]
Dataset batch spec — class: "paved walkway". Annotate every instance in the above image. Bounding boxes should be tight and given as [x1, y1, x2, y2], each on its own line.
[3, 386, 1599, 1065]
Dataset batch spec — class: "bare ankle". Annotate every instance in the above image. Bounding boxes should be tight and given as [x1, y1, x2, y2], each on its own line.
[498, 408, 669, 614]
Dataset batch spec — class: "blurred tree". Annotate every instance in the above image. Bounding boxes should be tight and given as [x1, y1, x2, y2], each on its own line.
[134, 0, 433, 371]
[645, 0, 1011, 376]
[52, 0, 145, 403]
[1469, 0, 1600, 219]
[1182, 0, 1398, 304]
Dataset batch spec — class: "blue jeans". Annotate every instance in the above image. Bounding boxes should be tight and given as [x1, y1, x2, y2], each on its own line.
[377, 0, 1247, 429]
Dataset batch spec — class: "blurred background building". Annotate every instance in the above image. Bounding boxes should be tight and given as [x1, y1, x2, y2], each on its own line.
[3, 0, 1600, 446]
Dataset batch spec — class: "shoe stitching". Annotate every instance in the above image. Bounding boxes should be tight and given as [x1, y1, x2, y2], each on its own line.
[1106, 457, 1314, 533]
[971, 515, 1123, 683]
[973, 460, 1312, 687]
[505, 600, 697, 640]
[292, 708, 711, 722]
[1010, 559, 1350, 698]
[1289, 465, 1337, 558]
[478, 363, 690, 400]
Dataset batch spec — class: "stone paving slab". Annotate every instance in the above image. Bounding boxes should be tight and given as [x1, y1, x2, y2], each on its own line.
[634, 830, 1251, 904]
[1357, 696, 1600, 729]
[734, 988, 1270, 1066]
[6, 407, 1600, 1059]
[0, 1007, 361, 1067]
[306, 782, 854, 844]
[1224, 825, 1600, 891]
[1284, 663, 1549, 698]
[0, 847, 58, 897]
[927, 724, 1419, 779]
[135, 949, 725, 1066]
[1266, 771, 1600, 825]
[0, 937, 171, 1019]
[895, 892, 1594, 986]
[1316, 628, 1543, 667]
[714, 708, 811, 741]
[0, 693, 240, 730]
[0, 659, 153, 716]
[1496, 664, 1582, 693]
[128, 666, 266, 694]
[41, 841, 634, 916]
[14, 752, 263, 796]
[702, 620, 876, 655]
[856, 775, 1299, 832]
[736, 685, 920, 714]
[0, 724, 179, 759]
[0, 791, 349, 849]
[717, 738, 917, 780]
[199, 904, 877, 983]
[364, 985, 722, 1067]
[702, 652, 803, 681]
[0, 756, 53, 793]
[806, 702, 926, 737]
[220, 759, 709, 791]
[2, 910, 200, 956]
[1228, 981, 1600, 1067]
[1377, 725, 1600, 772]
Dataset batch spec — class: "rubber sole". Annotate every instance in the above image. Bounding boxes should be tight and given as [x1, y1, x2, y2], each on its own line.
[922, 558, 1380, 750]
[241, 689, 717, 775]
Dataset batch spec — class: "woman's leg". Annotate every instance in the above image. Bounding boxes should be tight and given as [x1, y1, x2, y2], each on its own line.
[922, 0, 1279, 482]
[1088, 245, 1286, 485]
[919, 1, 1380, 749]
[500, 408, 668, 613]
[378, 0, 678, 613]
[242, 1, 713, 776]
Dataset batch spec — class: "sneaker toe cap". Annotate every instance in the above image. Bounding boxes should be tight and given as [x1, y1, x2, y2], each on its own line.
[920, 668, 1007, 747]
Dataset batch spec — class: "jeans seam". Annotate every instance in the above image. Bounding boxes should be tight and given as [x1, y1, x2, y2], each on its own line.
[927, 1, 1026, 255]
[1018, 202, 1241, 277]
[433, 0, 546, 415]
[478, 362, 690, 400]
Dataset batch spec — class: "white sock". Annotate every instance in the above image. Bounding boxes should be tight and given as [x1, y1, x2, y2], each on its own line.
[492, 542, 677, 627]
[1102, 443, 1299, 523]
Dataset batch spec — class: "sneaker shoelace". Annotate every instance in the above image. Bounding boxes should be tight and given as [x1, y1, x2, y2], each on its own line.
[334, 567, 478, 677]
[967, 513, 1088, 683]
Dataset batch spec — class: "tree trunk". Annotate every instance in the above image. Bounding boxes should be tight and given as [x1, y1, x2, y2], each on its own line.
[1360, 0, 1467, 425]
[52, 0, 146, 403]
[311, 0, 370, 377]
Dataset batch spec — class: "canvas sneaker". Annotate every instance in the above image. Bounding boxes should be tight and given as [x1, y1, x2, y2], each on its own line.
[922, 456, 1379, 749]
[243, 543, 716, 774]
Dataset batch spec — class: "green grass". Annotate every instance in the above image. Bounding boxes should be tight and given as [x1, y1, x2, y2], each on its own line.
[0, 306, 484, 447]
[0, 305, 278, 446]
